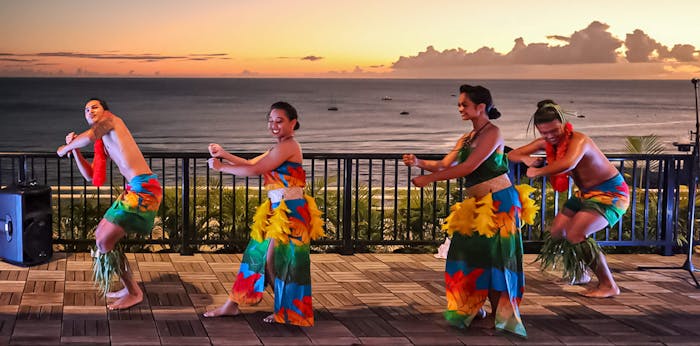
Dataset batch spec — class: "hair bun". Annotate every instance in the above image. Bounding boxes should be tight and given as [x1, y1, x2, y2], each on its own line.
[487, 107, 501, 120]
[537, 99, 557, 109]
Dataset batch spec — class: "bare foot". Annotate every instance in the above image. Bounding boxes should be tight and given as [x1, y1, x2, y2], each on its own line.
[203, 301, 240, 318]
[106, 287, 129, 299]
[263, 313, 276, 323]
[107, 292, 143, 310]
[579, 285, 620, 298]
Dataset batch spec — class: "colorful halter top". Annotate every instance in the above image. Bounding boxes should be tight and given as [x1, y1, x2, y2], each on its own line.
[456, 146, 509, 188]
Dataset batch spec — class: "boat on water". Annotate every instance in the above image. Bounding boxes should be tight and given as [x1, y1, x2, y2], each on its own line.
[399, 111, 409, 115]
[327, 106, 338, 111]
[381, 96, 392, 101]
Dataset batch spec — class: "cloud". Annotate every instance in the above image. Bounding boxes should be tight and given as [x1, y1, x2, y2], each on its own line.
[392, 21, 697, 70]
[34, 52, 185, 60]
[189, 53, 228, 57]
[546, 35, 570, 43]
[624, 29, 668, 62]
[511, 21, 623, 64]
[276, 55, 324, 61]
[625, 30, 698, 63]
[324, 65, 368, 75]
[0, 58, 36, 62]
[0, 52, 231, 62]
[301, 55, 323, 61]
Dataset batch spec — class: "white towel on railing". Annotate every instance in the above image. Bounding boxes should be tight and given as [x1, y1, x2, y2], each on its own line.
[434, 237, 450, 259]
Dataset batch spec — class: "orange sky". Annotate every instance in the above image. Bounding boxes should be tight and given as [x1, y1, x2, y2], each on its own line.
[1, 0, 699, 78]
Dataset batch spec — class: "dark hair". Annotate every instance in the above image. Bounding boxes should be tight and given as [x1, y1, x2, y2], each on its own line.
[269, 101, 300, 130]
[87, 97, 109, 110]
[459, 84, 501, 119]
[533, 99, 564, 125]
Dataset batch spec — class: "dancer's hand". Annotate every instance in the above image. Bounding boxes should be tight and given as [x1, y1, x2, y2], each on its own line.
[208, 158, 222, 171]
[57, 145, 68, 157]
[65, 132, 77, 145]
[402, 154, 418, 167]
[526, 167, 542, 178]
[63, 132, 78, 157]
[411, 175, 432, 187]
[522, 156, 544, 168]
[208, 143, 226, 158]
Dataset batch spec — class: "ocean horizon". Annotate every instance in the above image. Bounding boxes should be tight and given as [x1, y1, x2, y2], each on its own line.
[1, 77, 697, 155]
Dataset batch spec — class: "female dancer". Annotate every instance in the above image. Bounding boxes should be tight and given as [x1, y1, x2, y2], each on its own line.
[203, 101, 324, 326]
[404, 85, 537, 337]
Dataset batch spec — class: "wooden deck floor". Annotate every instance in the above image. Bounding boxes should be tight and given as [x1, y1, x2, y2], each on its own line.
[0, 252, 699, 345]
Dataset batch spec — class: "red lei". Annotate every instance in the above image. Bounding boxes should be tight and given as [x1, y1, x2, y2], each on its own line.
[545, 122, 573, 192]
[92, 139, 107, 187]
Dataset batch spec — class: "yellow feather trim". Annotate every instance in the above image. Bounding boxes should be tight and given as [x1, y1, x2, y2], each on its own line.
[266, 199, 292, 244]
[473, 193, 497, 238]
[250, 200, 271, 242]
[514, 184, 539, 226]
[442, 197, 476, 237]
[304, 195, 326, 240]
[442, 187, 535, 238]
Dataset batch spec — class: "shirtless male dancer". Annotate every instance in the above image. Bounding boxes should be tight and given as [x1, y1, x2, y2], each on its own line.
[57, 98, 162, 309]
[508, 100, 629, 298]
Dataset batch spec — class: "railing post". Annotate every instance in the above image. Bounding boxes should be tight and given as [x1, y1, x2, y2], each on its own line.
[181, 157, 193, 255]
[341, 158, 354, 255]
[661, 158, 676, 256]
[539, 176, 548, 240]
[18, 155, 27, 183]
[686, 154, 697, 258]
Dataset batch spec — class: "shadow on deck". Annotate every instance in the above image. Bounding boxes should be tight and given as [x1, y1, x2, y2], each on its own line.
[0, 253, 699, 345]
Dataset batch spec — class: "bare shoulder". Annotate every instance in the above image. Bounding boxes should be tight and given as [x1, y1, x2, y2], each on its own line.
[572, 131, 590, 141]
[281, 138, 303, 161]
[570, 131, 590, 145]
[485, 123, 501, 135]
[271, 138, 301, 155]
[92, 116, 116, 138]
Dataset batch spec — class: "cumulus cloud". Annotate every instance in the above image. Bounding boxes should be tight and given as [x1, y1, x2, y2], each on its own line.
[625, 30, 699, 63]
[625, 29, 668, 62]
[392, 21, 697, 70]
[393, 46, 503, 68]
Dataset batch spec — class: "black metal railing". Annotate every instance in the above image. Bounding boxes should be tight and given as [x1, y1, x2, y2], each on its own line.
[0, 152, 696, 255]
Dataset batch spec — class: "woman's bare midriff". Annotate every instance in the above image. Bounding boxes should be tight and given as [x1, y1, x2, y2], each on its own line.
[465, 173, 512, 199]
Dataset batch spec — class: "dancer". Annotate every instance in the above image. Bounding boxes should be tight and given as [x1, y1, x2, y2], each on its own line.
[508, 100, 629, 298]
[57, 98, 162, 310]
[404, 85, 537, 337]
[203, 101, 323, 326]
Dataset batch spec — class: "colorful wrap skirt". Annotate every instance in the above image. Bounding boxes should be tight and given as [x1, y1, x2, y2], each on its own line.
[442, 184, 537, 338]
[563, 173, 630, 227]
[104, 173, 162, 235]
[230, 194, 324, 327]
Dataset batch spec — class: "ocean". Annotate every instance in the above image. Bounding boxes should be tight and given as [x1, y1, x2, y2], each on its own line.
[0, 78, 697, 155]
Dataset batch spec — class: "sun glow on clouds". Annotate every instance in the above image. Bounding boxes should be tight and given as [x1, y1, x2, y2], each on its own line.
[0, 0, 698, 78]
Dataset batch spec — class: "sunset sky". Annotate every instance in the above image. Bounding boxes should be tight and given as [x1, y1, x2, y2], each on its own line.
[1, 0, 699, 79]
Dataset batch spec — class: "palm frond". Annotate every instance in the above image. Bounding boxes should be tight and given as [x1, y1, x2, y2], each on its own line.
[624, 135, 665, 155]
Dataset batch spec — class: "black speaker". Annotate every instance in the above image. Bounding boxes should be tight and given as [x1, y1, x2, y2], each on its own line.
[0, 182, 53, 266]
